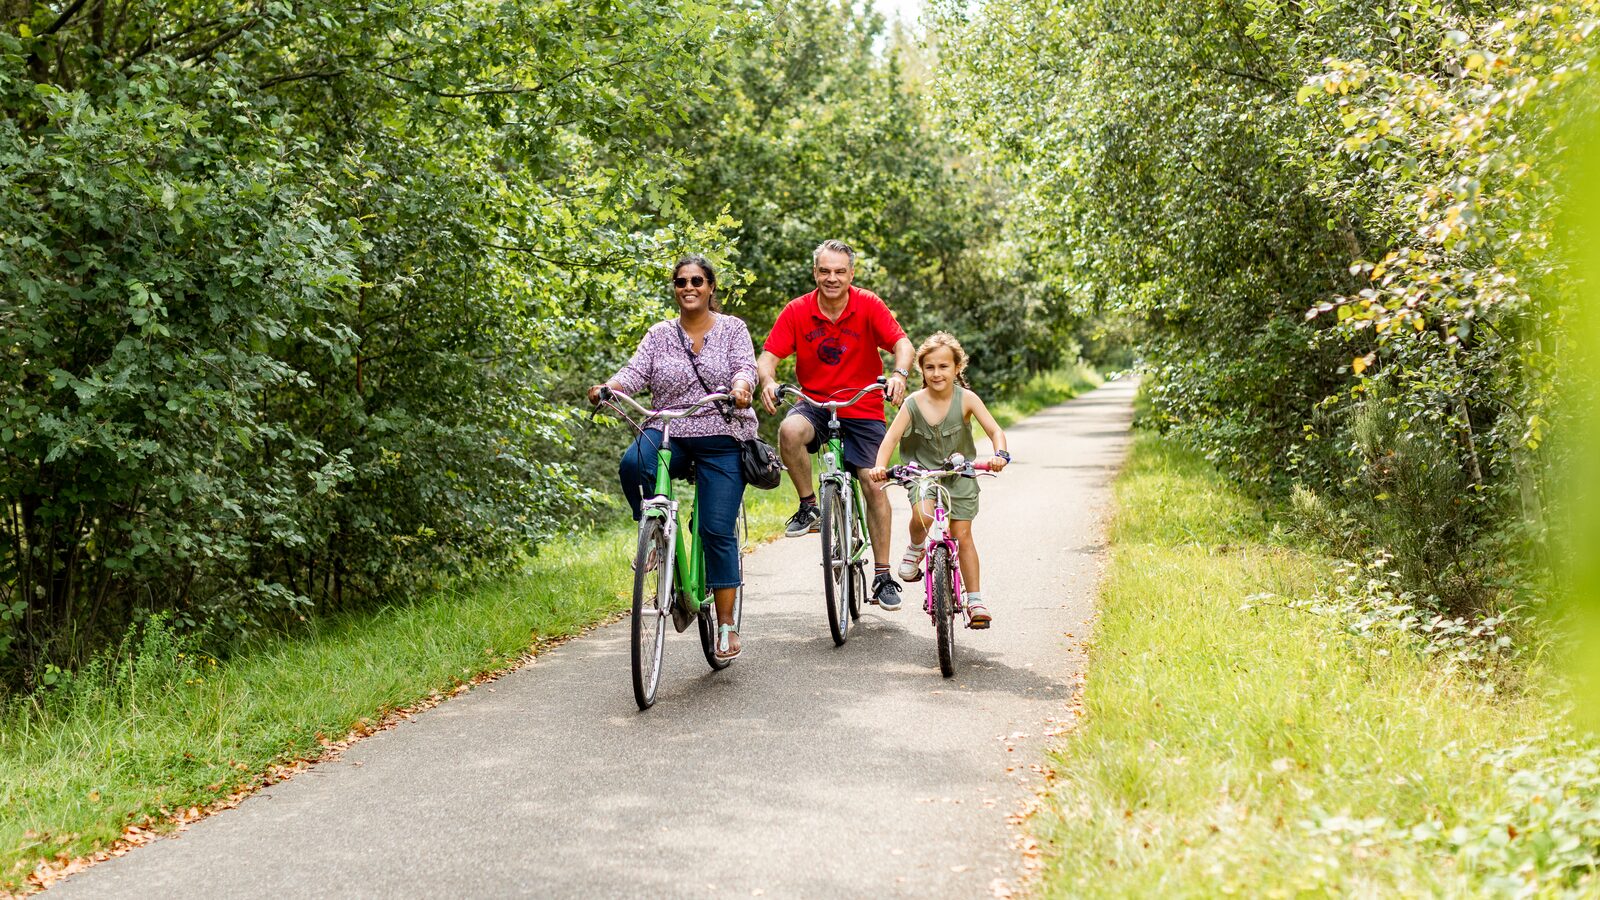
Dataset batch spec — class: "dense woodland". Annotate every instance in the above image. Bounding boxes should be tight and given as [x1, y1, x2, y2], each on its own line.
[0, 0, 1079, 688]
[935, 0, 1596, 617]
[1, 0, 1594, 692]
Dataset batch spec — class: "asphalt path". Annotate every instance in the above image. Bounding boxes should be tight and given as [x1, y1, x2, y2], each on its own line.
[51, 378, 1136, 899]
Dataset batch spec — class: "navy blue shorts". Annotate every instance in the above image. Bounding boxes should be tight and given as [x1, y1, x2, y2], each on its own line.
[786, 405, 887, 472]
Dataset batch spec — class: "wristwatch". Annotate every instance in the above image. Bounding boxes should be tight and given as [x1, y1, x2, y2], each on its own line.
[892, 368, 910, 378]
[995, 450, 1012, 462]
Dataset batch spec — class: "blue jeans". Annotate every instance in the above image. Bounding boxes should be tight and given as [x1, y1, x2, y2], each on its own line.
[620, 431, 746, 589]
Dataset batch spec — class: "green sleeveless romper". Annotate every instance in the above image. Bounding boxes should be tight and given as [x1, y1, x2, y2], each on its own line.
[901, 387, 980, 520]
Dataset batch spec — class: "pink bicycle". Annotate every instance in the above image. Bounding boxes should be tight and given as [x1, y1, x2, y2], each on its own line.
[882, 455, 997, 678]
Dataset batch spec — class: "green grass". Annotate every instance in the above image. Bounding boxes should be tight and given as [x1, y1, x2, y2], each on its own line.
[1037, 430, 1581, 896]
[987, 361, 1103, 428]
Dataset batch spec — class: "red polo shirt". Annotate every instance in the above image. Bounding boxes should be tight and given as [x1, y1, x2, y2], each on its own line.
[763, 285, 905, 421]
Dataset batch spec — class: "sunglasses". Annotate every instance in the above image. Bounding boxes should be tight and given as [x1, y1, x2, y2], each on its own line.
[673, 275, 708, 288]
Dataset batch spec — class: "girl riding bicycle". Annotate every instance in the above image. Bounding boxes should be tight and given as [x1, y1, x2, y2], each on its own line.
[867, 333, 1009, 627]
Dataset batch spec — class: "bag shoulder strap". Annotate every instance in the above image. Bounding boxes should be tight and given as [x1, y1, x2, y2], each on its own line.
[674, 321, 736, 425]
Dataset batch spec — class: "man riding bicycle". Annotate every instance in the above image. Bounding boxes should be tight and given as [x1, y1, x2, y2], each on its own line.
[757, 239, 915, 610]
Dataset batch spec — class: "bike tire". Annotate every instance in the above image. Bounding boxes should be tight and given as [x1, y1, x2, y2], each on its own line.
[632, 518, 670, 709]
[820, 482, 851, 646]
[931, 543, 957, 678]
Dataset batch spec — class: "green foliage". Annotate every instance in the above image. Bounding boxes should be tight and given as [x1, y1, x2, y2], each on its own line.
[934, 0, 1599, 612]
[0, 0, 1095, 689]
[658, 0, 1083, 393]
[0, 0, 733, 683]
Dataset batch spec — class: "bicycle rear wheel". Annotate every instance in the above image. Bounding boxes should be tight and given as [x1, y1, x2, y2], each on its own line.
[632, 517, 671, 709]
[820, 482, 851, 645]
[931, 543, 957, 678]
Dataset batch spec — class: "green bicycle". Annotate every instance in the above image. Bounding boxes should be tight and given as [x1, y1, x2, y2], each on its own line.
[597, 387, 745, 710]
[778, 379, 886, 646]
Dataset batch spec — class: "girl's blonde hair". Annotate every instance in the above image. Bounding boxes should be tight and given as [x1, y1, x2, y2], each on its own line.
[915, 332, 970, 387]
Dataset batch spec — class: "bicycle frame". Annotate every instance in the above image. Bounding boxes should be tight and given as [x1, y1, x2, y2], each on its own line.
[885, 461, 992, 621]
[602, 389, 732, 616]
[639, 443, 708, 616]
[917, 490, 965, 619]
[783, 382, 884, 553]
[817, 416, 872, 570]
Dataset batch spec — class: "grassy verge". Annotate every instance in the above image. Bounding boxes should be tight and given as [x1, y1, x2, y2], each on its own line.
[987, 361, 1103, 428]
[1038, 430, 1594, 896]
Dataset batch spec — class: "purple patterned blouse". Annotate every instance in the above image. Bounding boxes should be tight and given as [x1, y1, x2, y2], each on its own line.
[609, 314, 760, 440]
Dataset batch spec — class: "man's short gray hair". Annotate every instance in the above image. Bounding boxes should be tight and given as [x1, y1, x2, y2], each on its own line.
[812, 239, 856, 267]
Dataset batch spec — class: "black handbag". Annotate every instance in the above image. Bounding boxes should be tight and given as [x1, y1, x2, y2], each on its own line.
[674, 323, 785, 490]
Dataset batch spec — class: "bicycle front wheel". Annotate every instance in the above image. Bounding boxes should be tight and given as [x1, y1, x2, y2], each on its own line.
[632, 517, 671, 709]
[931, 543, 957, 678]
[820, 482, 851, 646]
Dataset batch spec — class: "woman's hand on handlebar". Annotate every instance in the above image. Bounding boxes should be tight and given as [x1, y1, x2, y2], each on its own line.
[586, 384, 611, 405]
[866, 465, 890, 484]
[731, 381, 753, 410]
[984, 455, 1008, 473]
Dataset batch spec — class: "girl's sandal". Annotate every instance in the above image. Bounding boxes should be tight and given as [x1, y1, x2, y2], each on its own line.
[967, 604, 992, 630]
[715, 623, 741, 660]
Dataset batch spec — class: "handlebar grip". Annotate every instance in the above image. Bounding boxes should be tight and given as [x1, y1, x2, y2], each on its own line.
[974, 461, 994, 472]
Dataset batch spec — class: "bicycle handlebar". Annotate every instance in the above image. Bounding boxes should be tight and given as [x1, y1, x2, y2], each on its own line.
[597, 386, 732, 421]
[777, 377, 887, 411]
[883, 457, 1000, 486]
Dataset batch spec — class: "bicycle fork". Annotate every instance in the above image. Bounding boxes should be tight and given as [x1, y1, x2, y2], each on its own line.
[642, 496, 679, 615]
[923, 507, 965, 620]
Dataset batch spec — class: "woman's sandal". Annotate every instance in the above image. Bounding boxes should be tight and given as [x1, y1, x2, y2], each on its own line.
[716, 623, 741, 660]
[967, 603, 992, 629]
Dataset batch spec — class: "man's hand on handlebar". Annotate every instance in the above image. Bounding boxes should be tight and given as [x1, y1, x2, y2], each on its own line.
[885, 372, 908, 406]
[760, 380, 781, 415]
[866, 465, 889, 483]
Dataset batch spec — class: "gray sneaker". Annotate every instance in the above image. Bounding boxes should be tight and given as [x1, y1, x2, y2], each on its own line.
[784, 504, 821, 537]
[873, 573, 902, 611]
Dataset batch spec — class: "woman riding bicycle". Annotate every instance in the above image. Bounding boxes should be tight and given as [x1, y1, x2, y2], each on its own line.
[587, 256, 757, 659]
